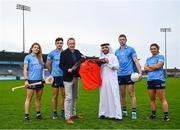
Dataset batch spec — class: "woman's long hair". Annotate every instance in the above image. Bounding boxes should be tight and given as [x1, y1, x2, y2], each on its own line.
[29, 42, 43, 64]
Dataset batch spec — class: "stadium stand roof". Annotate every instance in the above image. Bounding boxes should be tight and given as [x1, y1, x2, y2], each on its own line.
[0, 51, 47, 62]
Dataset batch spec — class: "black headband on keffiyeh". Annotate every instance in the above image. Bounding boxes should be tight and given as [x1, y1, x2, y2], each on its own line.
[100, 43, 110, 47]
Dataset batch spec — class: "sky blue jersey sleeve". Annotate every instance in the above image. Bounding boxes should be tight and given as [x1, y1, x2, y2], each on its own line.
[24, 55, 29, 64]
[131, 47, 137, 58]
[158, 55, 165, 63]
[47, 52, 53, 61]
[145, 58, 149, 65]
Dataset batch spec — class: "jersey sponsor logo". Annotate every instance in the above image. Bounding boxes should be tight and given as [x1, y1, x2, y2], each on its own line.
[161, 83, 165, 86]
[155, 85, 161, 87]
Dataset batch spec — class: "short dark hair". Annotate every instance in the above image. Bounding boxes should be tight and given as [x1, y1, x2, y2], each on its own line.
[118, 34, 127, 39]
[55, 37, 63, 42]
[67, 37, 75, 43]
[150, 43, 160, 50]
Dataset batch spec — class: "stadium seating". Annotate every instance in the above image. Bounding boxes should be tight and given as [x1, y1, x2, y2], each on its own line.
[0, 64, 23, 76]
[0, 51, 47, 80]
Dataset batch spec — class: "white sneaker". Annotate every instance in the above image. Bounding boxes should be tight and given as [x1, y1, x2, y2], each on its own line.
[53, 113, 58, 119]
[122, 111, 128, 117]
[132, 112, 137, 120]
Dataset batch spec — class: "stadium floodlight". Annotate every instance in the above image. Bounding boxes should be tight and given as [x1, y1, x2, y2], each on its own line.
[16, 4, 31, 53]
[160, 28, 171, 78]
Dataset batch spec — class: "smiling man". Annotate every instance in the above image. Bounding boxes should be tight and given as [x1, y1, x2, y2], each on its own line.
[99, 43, 122, 120]
[46, 37, 65, 119]
[115, 34, 142, 120]
[60, 37, 83, 124]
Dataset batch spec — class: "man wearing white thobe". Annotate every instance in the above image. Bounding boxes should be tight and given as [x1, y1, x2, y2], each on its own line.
[99, 43, 122, 120]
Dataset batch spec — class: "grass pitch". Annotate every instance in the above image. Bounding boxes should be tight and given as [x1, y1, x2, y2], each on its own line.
[0, 78, 180, 129]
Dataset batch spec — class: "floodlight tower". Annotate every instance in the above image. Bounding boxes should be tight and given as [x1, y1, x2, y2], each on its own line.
[16, 4, 31, 53]
[160, 28, 171, 78]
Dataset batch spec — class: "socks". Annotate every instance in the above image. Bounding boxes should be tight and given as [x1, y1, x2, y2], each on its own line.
[164, 112, 169, 118]
[54, 111, 57, 114]
[122, 107, 136, 112]
[36, 111, 41, 116]
[152, 111, 156, 116]
[132, 108, 136, 113]
[122, 106, 127, 112]
[25, 113, 29, 118]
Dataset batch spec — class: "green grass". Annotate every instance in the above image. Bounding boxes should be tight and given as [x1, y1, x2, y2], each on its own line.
[0, 78, 180, 129]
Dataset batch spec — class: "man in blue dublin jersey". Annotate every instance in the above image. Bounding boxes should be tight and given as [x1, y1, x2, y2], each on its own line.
[46, 37, 65, 119]
[115, 34, 142, 120]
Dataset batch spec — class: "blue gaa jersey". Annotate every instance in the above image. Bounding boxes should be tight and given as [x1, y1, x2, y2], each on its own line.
[146, 54, 165, 81]
[115, 45, 137, 76]
[47, 49, 63, 77]
[24, 54, 43, 81]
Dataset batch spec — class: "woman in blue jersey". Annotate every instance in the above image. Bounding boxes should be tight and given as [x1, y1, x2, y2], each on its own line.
[24, 43, 44, 123]
[144, 43, 169, 121]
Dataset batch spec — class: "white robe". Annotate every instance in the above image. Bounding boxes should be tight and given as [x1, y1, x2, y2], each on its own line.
[99, 53, 122, 119]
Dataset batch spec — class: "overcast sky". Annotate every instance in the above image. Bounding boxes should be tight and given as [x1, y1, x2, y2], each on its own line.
[0, 0, 180, 68]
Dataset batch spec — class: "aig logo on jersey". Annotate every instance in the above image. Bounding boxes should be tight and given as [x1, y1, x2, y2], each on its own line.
[155, 84, 161, 87]
[161, 83, 165, 87]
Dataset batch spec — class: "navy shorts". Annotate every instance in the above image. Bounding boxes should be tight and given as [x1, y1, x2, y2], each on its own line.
[52, 76, 64, 88]
[118, 75, 134, 85]
[27, 80, 44, 90]
[147, 80, 165, 89]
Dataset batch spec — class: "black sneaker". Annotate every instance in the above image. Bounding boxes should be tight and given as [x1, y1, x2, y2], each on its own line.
[99, 115, 106, 119]
[53, 113, 58, 119]
[36, 114, 42, 120]
[149, 114, 156, 120]
[61, 110, 65, 119]
[164, 117, 170, 122]
[114, 118, 123, 121]
[25, 117, 30, 123]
